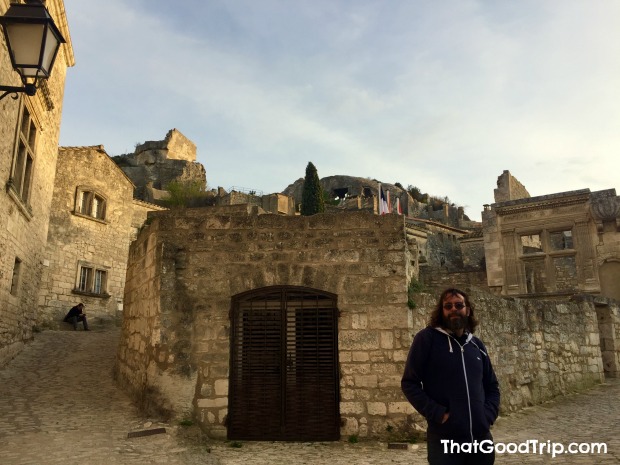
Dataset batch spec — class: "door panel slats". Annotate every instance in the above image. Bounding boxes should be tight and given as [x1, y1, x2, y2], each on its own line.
[228, 286, 340, 441]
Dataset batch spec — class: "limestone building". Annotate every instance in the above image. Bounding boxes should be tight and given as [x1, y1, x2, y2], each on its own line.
[115, 206, 620, 441]
[37, 146, 165, 326]
[0, 0, 74, 365]
[483, 171, 620, 299]
[116, 208, 417, 441]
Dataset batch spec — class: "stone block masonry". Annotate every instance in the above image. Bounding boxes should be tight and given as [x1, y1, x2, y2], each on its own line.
[0, 0, 75, 366]
[116, 208, 415, 439]
[115, 206, 617, 441]
[411, 290, 610, 415]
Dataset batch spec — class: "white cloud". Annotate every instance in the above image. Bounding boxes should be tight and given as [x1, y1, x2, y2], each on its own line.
[60, 0, 620, 220]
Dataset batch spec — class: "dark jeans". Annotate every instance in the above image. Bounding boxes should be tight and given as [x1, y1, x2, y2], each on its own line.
[67, 315, 89, 330]
[427, 433, 495, 465]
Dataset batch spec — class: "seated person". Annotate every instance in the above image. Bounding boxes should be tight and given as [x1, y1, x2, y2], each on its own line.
[63, 303, 89, 331]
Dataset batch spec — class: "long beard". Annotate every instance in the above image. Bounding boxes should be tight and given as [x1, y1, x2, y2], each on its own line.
[445, 315, 467, 333]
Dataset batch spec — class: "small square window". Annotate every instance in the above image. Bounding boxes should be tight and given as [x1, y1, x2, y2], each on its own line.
[75, 263, 108, 296]
[75, 189, 107, 220]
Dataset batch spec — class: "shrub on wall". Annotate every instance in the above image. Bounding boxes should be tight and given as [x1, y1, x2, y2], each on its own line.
[163, 180, 209, 208]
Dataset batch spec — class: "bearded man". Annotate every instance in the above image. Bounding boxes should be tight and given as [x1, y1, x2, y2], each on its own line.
[401, 288, 500, 465]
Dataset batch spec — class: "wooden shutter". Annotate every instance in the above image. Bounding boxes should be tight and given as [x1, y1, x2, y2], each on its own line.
[228, 286, 340, 441]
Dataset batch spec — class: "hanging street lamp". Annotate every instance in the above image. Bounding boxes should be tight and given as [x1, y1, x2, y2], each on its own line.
[0, 0, 66, 101]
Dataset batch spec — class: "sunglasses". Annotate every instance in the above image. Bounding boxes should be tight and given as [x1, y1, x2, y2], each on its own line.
[443, 302, 466, 310]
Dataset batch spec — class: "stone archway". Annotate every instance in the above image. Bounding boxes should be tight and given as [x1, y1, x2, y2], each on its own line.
[227, 286, 340, 441]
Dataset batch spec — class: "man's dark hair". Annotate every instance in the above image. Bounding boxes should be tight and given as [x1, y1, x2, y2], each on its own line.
[429, 287, 479, 333]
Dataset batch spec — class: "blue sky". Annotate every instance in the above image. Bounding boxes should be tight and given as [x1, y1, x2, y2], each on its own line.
[59, 0, 620, 221]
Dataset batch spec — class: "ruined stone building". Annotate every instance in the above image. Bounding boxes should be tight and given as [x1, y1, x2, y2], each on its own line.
[482, 171, 620, 300]
[112, 129, 207, 205]
[282, 175, 478, 272]
[37, 146, 165, 327]
[0, 0, 74, 365]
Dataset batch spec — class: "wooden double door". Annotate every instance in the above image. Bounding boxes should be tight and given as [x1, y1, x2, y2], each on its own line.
[228, 286, 340, 441]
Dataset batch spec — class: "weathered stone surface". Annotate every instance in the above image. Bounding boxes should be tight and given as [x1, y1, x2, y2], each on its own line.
[0, 1, 74, 366]
[483, 171, 620, 299]
[116, 209, 413, 439]
[112, 129, 207, 204]
[37, 146, 151, 326]
[115, 203, 619, 442]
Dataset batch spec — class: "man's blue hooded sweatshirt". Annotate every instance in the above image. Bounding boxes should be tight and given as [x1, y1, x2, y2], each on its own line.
[401, 326, 500, 442]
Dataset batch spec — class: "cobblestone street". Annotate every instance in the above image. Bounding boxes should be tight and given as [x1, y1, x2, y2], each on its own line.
[0, 327, 618, 464]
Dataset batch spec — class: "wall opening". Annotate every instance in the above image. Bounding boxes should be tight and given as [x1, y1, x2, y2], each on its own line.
[228, 286, 340, 441]
[599, 261, 620, 301]
[595, 303, 619, 378]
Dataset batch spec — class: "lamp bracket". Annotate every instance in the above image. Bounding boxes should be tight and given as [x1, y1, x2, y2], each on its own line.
[0, 83, 37, 101]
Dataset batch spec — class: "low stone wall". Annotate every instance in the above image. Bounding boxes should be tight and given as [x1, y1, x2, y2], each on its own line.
[411, 290, 606, 416]
[419, 267, 489, 290]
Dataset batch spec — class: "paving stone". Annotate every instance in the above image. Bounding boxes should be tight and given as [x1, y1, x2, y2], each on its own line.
[0, 327, 618, 464]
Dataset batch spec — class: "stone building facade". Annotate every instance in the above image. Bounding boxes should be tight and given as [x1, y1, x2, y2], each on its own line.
[0, 0, 74, 365]
[115, 207, 620, 441]
[38, 146, 165, 326]
[482, 171, 620, 299]
[116, 208, 416, 440]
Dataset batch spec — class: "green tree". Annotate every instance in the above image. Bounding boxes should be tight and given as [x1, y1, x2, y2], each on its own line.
[407, 184, 427, 202]
[301, 162, 325, 215]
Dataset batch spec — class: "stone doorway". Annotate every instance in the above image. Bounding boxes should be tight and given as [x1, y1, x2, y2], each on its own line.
[595, 302, 619, 378]
[228, 286, 341, 441]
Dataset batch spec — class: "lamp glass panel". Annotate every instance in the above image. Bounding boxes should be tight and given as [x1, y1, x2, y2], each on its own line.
[6, 23, 45, 67]
[41, 27, 61, 73]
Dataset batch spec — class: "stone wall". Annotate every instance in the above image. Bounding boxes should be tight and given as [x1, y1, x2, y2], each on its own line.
[0, 0, 74, 365]
[411, 290, 608, 414]
[408, 220, 466, 268]
[130, 199, 167, 242]
[114, 206, 618, 441]
[591, 190, 620, 301]
[460, 233, 485, 269]
[38, 146, 136, 326]
[493, 170, 530, 203]
[418, 268, 489, 291]
[116, 208, 414, 439]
